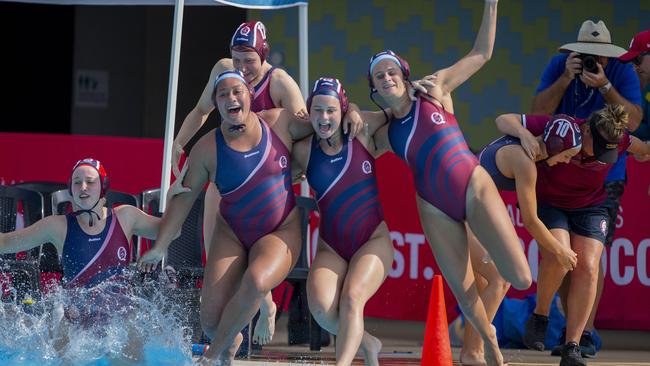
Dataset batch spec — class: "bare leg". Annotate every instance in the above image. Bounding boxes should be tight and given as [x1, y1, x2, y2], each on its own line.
[50, 302, 69, 355]
[461, 227, 510, 366]
[203, 183, 221, 258]
[464, 167, 531, 291]
[461, 273, 487, 366]
[534, 229, 571, 317]
[336, 224, 393, 366]
[307, 225, 392, 366]
[565, 234, 603, 344]
[463, 167, 533, 365]
[204, 184, 276, 347]
[253, 292, 277, 345]
[202, 210, 301, 362]
[416, 196, 504, 366]
[199, 215, 249, 362]
[50, 306, 71, 362]
[585, 258, 604, 332]
[306, 242, 347, 337]
[106, 320, 145, 366]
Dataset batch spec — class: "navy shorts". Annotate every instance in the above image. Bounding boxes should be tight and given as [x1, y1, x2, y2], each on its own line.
[537, 203, 609, 244]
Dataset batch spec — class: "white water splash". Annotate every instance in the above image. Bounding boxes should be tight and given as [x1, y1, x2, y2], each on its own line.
[0, 270, 195, 365]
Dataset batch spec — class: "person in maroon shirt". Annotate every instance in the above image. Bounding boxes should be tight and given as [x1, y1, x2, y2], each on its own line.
[462, 117, 582, 366]
[495, 104, 650, 366]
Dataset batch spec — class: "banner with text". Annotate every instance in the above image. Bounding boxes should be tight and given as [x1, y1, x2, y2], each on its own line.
[1, 132, 649, 330]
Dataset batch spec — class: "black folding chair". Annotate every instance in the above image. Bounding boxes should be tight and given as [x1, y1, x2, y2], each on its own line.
[12, 182, 67, 216]
[141, 188, 205, 343]
[12, 182, 67, 274]
[140, 188, 204, 282]
[0, 185, 45, 301]
[52, 189, 140, 216]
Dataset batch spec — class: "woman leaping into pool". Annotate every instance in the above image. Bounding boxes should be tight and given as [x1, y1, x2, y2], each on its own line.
[0, 158, 171, 363]
[139, 70, 362, 365]
[366, 1, 531, 364]
[291, 77, 394, 366]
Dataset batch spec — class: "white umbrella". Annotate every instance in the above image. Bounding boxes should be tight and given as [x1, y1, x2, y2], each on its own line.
[4, 0, 310, 210]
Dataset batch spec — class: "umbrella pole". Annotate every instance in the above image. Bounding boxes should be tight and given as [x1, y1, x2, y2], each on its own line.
[160, 0, 185, 213]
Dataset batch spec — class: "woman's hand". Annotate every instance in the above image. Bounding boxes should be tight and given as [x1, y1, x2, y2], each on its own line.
[520, 130, 541, 160]
[171, 141, 185, 178]
[344, 103, 365, 138]
[409, 74, 438, 101]
[555, 245, 578, 272]
[294, 109, 309, 121]
[633, 153, 650, 162]
[166, 161, 191, 202]
[137, 246, 167, 273]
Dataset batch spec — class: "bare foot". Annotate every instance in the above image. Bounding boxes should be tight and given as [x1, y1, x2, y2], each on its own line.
[219, 332, 243, 365]
[253, 301, 276, 345]
[196, 353, 216, 366]
[482, 326, 507, 366]
[197, 345, 218, 366]
[460, 349, 487, 366]
[200, 332, 242, 366]
[361, 333, 382, 366]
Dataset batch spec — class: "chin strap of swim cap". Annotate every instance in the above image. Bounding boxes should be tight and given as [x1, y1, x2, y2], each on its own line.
[71, 200, 102, 227]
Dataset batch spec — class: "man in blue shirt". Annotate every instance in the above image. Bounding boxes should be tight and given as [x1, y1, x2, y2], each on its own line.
[619, 29, 650, 141]
[524, 20, 642, 365]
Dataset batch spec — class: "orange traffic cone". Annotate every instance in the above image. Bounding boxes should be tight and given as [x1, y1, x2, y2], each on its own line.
[421, 274, 453, 366]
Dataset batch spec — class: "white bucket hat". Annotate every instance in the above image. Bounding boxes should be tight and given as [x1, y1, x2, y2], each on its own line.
[559, 20, 627, 58]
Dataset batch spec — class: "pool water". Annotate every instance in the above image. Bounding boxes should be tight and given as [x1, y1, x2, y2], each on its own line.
[0, 273, 195, 365]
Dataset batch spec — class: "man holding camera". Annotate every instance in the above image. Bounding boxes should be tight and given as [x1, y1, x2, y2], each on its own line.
[523, 20, 641, 364]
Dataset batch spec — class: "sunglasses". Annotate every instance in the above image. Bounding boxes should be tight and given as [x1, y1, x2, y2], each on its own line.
[633, 52, 649, 66]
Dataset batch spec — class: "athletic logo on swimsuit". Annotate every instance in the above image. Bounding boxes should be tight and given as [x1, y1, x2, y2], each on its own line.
[430, 112, 445, 125]
[279, 155, 288, 169]
[599, 219, 608, 235]
[362, 160, 372, 174]
[117, 246, 127, 261]
[240, 26, 250, 36]
[401, 116, 412, 125]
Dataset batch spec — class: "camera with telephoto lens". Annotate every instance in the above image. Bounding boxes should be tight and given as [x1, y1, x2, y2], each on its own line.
[578, 54, 599, 74]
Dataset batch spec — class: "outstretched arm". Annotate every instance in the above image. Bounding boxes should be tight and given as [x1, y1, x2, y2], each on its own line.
[285, 109, 315, 141]
[138, 135, 212, 271]
[628, 135, 650, 156]
[0, 216, 66, 255]
[434, 0, 498, 94]
[290, 137, 311, 183]
[495, 113, 541, 160]
[172, 58, 232, 176]
[495, 113, 526, 137]
[269, 68, 307, 115]
[600, 86, 643, 131]
[513, 157, 577, 272]
[578, 61, 642, 130]
[360, 109, 391, 138]
[531, 53, 579, 115]
[117, 205, 163, 241]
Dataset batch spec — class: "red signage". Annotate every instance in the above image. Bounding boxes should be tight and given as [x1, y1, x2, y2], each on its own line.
[2, 133, 649, 330]
[363, 153, 650, 330]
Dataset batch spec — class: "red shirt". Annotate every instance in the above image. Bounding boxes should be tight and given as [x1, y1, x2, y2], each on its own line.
[522, 114, 630, 209]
